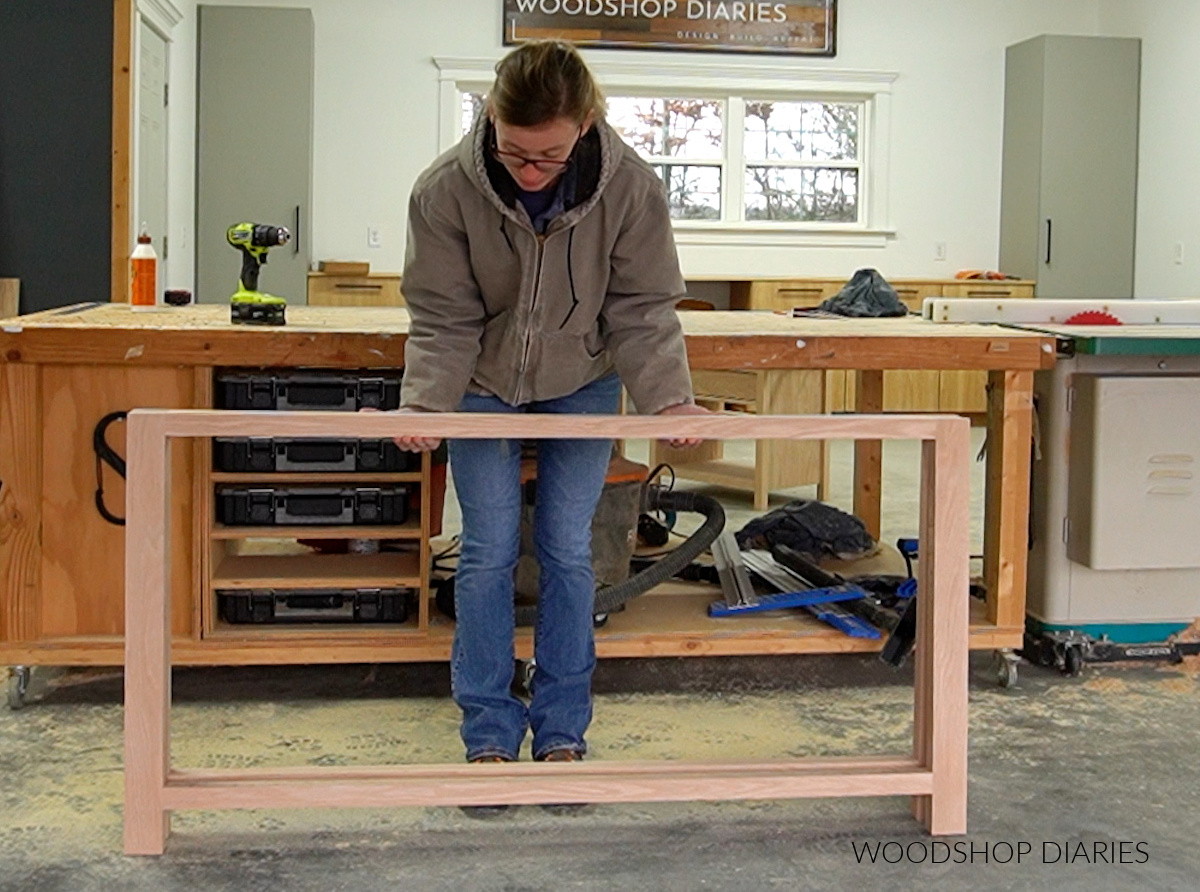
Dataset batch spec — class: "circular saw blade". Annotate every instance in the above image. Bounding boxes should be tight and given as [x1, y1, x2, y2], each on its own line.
[1062, 310, 1123, 325]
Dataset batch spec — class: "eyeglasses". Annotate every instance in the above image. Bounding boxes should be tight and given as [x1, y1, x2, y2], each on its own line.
[490, 126, 583, 174]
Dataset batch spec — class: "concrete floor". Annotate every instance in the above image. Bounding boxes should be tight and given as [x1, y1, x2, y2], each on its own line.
[3, 436, 1199, 890]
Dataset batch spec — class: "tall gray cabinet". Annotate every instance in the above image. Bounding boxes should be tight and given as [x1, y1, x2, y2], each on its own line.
[999, 35, 1140, 298]
[196, 6, 314, 305]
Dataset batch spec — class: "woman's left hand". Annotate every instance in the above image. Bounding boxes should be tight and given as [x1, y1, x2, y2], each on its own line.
[656, 402, 714, 448]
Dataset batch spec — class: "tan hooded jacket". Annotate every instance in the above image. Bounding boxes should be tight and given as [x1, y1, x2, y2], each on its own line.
[400, 114, 694, 415]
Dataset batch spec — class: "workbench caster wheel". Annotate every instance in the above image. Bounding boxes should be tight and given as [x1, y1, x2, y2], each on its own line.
[994, 651, 1019, 688]
[1062, 645, 1084, 678]
[7, 666, 31, 710]
[516, 658, 536, 697]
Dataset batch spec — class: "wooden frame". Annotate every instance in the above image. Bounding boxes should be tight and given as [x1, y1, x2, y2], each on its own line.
[124, 410, 970, 855]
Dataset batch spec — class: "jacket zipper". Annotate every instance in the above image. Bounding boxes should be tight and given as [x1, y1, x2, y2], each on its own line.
[515, 232, 547, 404]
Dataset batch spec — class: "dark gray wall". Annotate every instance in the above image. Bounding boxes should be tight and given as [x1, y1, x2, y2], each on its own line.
[0, 1, 114, 314]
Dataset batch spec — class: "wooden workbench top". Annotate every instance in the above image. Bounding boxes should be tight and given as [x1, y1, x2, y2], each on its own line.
[0, 303, 1055, 370]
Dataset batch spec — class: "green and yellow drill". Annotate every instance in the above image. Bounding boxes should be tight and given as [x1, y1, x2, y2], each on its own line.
[227, 222, 290, 325]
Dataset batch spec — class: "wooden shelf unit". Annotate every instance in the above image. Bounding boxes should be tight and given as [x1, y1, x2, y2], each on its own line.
[211, 551, 422, 589]
[209, 523, 423, 540]
[199, 378, 435, 639]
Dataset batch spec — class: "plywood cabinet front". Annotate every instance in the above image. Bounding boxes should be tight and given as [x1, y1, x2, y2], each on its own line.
[307, 272, 404, 307]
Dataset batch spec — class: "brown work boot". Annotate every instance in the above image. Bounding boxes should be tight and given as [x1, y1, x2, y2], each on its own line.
[535, 748, 589, 814]
[460, 754, 514, 818]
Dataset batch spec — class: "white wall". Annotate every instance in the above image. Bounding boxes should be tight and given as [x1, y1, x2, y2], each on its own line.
[165, 0, 197, 291]
[1099, 0, 1200, 298]
[167, 0, 1119, 287]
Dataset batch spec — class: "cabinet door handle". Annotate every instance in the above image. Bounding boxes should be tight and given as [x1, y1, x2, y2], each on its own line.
[1045, 218, 1052, 265]
[293, 204, 301, 255]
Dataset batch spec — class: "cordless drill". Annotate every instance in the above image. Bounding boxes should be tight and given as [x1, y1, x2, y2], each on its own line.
[227, 222, 290, 325]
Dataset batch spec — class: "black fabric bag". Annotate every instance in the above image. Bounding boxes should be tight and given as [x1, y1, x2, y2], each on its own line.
[818, 268, 908, 317]
[735, 499, 875, 562]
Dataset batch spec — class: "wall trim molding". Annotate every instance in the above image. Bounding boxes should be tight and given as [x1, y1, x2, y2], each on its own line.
[138, 0, 183, 36]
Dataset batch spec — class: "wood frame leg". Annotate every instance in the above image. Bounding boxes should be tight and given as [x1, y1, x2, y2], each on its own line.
[123, 415, 171, 855]
[911, 425, 971, 834]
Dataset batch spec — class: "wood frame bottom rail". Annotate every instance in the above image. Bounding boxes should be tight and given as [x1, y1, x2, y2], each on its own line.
[160, 758, 933, 810]
[124, 410, 971, 855]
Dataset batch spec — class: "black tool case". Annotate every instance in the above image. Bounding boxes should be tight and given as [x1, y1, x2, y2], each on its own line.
[213, 437, 418, 473]
[217, 588, 411, 624]
[216, 486, 409, 525]
[216, 370, 402, 411]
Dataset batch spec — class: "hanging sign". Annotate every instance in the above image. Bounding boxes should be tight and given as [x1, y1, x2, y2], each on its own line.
[503, 0, 837, 56]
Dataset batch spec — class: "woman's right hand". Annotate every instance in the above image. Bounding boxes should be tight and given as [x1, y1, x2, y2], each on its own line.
[359, 405, 442, 452]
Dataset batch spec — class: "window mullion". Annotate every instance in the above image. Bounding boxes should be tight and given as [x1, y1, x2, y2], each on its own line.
[725, 96, 745, 225]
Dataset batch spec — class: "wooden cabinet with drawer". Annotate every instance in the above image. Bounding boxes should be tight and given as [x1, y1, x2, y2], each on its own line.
[648, 368, 826, 510]
[307, 272, 404, 307]
[726, 277, 1034, 414]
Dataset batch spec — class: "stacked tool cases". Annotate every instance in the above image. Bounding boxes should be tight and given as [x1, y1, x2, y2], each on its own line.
[215, 437, 418, 473]
[217, 370, 402, 411]
[217, 588, 412, 624]
[216, 486, 409, 526]
[210, 369, 428, 629]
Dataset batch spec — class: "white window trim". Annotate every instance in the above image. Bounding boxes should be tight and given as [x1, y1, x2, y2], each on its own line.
[433, 55, 898, 248]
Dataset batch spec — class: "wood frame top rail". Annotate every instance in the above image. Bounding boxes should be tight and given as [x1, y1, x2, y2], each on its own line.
[132, 409, 965, 441]
[124, 409, 971, 854]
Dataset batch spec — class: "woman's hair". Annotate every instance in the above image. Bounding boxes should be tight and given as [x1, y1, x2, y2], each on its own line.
[489, 40, 606, 127]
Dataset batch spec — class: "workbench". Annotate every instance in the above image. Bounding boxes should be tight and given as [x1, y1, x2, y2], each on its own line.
[0, 303, 1054, 672]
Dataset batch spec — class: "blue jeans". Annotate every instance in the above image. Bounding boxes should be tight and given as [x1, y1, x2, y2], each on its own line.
[448, 373, 621, 761]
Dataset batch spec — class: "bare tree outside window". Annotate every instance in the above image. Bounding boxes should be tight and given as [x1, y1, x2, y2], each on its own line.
[462, 92, 486, 136]
[743, 100, 861, 223]
[458, 90, 864, 227]
[608, 97, 722, 220]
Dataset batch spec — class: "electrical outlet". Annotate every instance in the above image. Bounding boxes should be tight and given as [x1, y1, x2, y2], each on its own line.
[934, 242, 947, 262]
[367, 227, 382, 249]
[1174, 242, 1185, 265]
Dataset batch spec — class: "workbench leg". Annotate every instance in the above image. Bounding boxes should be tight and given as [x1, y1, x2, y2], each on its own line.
[852, 370, 884, 539]
[0, 363, 43, 645]
[982, 370, 1034, 631]
[123, 416, 172, 855]
[911, 426, 970, 835]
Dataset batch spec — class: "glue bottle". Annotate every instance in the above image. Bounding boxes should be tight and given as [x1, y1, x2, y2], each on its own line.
[130, 223, 158, 310]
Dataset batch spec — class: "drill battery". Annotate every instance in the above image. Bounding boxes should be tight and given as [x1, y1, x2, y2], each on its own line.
[217, 588, 411, 624]
[216, 485, 409, 526]
[230, 299, 286, 326]
[214, 437, 419, 473]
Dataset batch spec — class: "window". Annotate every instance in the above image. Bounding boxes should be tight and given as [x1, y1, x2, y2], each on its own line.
[438, 57, 896, 247]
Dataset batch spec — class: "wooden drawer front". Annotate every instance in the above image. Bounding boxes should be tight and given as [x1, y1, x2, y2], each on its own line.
[690, 369, 758, 404]
[738, 280, 840, 311]
[941, 281, 1035, 299]
[940, 370, 988, 413]
[883, 370, 941, 412]
[890, 281, 943, 312]
[307, 274, 404, 306]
